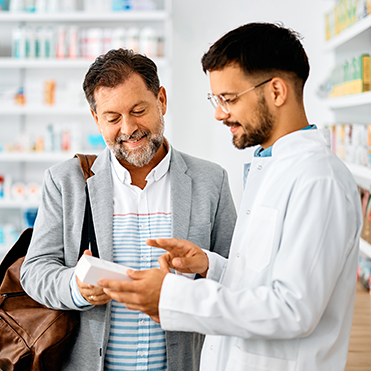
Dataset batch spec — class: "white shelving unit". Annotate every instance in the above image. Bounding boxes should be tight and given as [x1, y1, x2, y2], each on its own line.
[0, 1, 172, 257]
[326, 91, 371, 108]
[325, 14, 371, 258]
[324, 14, 371, 51]
[0, 11, 168, 22]
[0, 151, 76, 162]
[0, 57, 167, 69]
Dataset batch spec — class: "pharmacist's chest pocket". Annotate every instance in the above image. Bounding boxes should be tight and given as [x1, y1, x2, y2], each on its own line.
[244, 205, 278, 272]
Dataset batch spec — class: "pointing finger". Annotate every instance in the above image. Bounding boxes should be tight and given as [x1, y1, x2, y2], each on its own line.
[158, 253, 172, 273]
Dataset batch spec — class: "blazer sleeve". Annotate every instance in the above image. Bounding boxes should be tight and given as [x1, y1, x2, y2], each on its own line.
[20, 168, 90, 311]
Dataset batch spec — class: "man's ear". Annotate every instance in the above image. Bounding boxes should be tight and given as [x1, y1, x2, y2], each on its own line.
[90, 108, 102, 133]
[269, 77, 288, 107]
[157, 86, 167, 115]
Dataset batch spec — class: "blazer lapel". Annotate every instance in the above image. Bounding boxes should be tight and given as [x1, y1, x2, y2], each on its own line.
[170, 149, 192, 240]
[86, 148, 114, 261]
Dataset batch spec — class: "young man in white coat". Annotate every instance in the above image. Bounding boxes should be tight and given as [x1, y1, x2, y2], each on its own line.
[20, 49, 237, 371]
[98, 23, 363, 371]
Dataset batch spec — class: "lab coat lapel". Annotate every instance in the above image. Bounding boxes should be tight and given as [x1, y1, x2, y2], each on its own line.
[86, 149, 114, 261]
[170, 149, 192, 240]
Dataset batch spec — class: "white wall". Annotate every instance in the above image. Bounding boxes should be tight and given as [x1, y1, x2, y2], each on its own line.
[168, 0, 335, 207]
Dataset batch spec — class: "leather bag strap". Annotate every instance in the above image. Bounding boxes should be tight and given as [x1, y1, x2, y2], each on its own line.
[74, 154, 99, 258]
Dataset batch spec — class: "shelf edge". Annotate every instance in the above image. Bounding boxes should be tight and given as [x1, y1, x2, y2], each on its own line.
[325, 15, 371, 50]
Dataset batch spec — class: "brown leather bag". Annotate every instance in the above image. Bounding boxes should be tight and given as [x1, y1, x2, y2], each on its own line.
[0, 154, 97, 371]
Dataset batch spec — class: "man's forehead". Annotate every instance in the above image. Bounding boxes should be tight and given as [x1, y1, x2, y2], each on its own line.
[209, 65, 250, 94]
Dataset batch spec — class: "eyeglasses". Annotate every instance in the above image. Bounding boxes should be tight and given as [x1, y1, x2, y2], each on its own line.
[207, 78, 273, 114]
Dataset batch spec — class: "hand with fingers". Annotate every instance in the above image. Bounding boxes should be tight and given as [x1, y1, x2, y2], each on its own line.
[76, 250, 112, 306]
[98, 268, 167, 323]
[146, 238, 209, 278]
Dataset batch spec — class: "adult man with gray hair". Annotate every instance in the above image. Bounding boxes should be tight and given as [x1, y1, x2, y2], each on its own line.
[21, 48, 236, 371]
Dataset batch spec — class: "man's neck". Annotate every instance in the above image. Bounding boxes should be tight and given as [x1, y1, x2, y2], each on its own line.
[119, 142, 168, 190]
[261, 107, 310, 149]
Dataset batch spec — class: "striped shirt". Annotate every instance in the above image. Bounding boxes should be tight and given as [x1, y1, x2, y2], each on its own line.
[70, 146, 171, 370]
[105, 148, 171, 371]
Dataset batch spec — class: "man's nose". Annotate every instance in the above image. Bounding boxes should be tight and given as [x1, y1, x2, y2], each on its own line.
[120, 116, 139, 136]
[214, 105, 230, 121]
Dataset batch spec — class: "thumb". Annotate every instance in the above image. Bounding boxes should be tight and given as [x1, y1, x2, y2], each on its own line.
[84, 250, 92, 256]
[172, 257, 194, 269]
[126, 269, 143, 280]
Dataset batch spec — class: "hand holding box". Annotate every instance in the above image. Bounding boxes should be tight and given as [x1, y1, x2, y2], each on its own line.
[75, 254, 133, 286]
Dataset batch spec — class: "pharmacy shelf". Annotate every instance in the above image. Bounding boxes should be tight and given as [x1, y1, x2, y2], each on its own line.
[360, 238, 371, 259]
[327, 91, 371, 109]
[0, 105, 89, 115]
[0, 57, 167, 68]
[0, 11, 168, 22]
[344, 161, 371, 190]
[0, 151, 77, 162]
[0, 58, 92, 68]
[0, 199, 39, 209]
[325, 14, 371, 50]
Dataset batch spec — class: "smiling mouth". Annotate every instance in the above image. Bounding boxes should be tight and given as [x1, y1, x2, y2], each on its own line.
[122, 134, 147, 144]
[223, 121, 241, 128]
[126, 136, 145, 143]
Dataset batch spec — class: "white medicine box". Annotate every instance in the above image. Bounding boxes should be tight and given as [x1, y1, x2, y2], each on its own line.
[75, 254, 133, 286]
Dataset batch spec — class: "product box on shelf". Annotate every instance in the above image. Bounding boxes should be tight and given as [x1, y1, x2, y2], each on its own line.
[11, 24, 164, 60]
[0, 122, 82, 154]
[358, 251, 371, 290]
[354, 54, 371, 94]
[325, 0, 369, 41]
[329, 54, 371, 98]
[0, 173, 41, 203]
[328, 123, 370, 167]
[358, 186, 371, 291]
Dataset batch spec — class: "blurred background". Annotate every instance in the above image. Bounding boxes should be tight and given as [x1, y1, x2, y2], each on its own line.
[0, 0, 368, 260]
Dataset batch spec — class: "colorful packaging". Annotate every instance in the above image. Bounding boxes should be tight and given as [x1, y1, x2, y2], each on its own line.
[353, 54, 371, 94]
[336, 124, 345, 159]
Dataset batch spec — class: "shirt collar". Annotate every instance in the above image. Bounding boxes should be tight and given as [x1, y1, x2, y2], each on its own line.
[254, 124, 317, 158]
[110, 139, 171, 185]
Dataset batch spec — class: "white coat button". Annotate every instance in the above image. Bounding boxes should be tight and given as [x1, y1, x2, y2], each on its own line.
[258, 165, 262, 170]
[246, 210, 250, 215]
[210, 345, 213, 350]
[140, 319, 146, 325]
[236, 253, 240, 258]
[140, 193, 145, 199]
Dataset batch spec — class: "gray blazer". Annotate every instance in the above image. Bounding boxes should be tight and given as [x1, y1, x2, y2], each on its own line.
[20, 147, 237, 371]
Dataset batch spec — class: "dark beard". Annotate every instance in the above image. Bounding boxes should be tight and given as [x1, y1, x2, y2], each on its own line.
[225, 96, 275, 150]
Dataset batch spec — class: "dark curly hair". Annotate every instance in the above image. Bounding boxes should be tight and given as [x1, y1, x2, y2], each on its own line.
[83, 48, 160, 113]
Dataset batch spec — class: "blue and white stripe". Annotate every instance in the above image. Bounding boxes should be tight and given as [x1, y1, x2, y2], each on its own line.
[104, 212, 171, 371]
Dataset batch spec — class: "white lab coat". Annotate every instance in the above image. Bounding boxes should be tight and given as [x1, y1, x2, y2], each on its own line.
[159, 128, 363, 371]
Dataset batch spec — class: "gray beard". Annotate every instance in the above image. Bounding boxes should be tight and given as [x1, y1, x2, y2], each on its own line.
[106, 117, 164, 167]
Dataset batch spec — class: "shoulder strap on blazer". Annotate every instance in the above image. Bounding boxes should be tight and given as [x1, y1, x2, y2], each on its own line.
[74, 154, 99, 258]
[74, 154, 97, 182]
